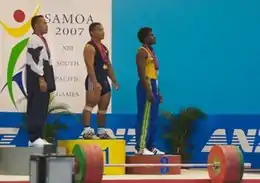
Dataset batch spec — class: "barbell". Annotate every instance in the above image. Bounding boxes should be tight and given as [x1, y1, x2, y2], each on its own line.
[104, 163, 215, 167]
[72, 144, 246, 183]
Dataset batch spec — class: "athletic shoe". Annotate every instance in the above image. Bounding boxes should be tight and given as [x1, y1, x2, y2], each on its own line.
[152, 148, 165, 155]
[97, 128, 115, 139]
[137, 148, 154, 155]
[43, 139, 52, 145]
[81, 127, 99, 139]
[28, 138, 48, 147]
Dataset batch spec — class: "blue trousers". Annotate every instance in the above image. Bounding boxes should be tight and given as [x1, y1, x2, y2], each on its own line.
[135, 79, 159, 151]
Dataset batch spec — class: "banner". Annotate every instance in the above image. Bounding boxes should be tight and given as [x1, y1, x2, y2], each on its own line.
[0, 113, 260, 168]
[0, 0, 112, 113]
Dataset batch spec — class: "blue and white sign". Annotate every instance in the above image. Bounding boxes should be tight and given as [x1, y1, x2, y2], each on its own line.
[0, 113, 260, 168]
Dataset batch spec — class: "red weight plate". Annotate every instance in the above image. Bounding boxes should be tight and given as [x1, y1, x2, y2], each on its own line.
[83, 144, 104, 183]
[224, 145, 242, 182]
[208, 145, 242, 183]
[225, 146, 245, 181]
[235, 146, 245, 181]
[208, 145, 227, 183]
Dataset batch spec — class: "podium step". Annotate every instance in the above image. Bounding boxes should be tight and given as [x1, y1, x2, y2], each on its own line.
[0, 147, 66, 175]
[58, 139, 126, 175]
[126, 155, 181, 175]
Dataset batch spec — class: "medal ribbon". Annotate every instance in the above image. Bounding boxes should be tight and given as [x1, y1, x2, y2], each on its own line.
[143, 45, 159, 70]
[92, 40, 108, 64]
[34, 33, 51, 59]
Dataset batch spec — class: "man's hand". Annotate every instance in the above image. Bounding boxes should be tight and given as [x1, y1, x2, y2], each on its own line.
[159, 94, 163, 103]
[147, 91, 155, 103]
[39, 77, 47, 92]
[112, 81, 120, 91]
[94, 82, 102, 92]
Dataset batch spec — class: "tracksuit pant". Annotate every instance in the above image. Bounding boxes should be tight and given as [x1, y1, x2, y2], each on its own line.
[135, 78, 159, 151]
[26, 65, 54, 142]
[26, 88, 49, 142]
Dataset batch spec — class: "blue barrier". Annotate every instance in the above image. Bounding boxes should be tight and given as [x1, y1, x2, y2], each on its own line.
[0, 112, 259, 168]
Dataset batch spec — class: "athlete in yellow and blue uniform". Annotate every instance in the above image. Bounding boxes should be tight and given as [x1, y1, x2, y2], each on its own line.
[135, 27, 165, 155]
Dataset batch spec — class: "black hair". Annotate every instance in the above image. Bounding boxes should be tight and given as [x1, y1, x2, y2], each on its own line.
[89, 22, 102, 36]
[137, 27, 152, 43]
[31, 15, 44, 30]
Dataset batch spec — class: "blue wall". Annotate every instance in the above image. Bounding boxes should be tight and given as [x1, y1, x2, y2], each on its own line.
[112, 0, 260, 114]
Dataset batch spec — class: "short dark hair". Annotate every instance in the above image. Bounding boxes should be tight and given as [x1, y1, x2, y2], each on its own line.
[31, 15, 44, 30]
[137, 27, 152, 43]
[89, 22, 101, 36]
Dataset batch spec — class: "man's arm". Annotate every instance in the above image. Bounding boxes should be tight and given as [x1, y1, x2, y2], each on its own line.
[83, 44, 98, 83]
[107, 59, 117, 83]
[136, 49, 152, 94]
[27, 36, 44, 77]
[26, 36, 48, 92]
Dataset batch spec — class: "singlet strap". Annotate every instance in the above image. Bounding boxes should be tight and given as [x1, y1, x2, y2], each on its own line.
[139, 46, 152, 57]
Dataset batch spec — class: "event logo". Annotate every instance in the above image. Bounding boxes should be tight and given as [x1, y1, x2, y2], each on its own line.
[44, 13, 93, 36]
[202, 128, 260, 153]
[0, 4, 40, 109]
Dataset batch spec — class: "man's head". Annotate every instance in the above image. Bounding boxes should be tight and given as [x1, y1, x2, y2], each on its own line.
[31, 15, 48, 35]
[137, 27, 156, 45]
[89, 22, 105, 41]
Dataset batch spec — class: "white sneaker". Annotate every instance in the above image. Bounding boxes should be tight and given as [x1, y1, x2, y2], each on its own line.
[97, 128, 115, 139]
[43, 139, 52, 145]
[152, 148, 165, 155]
[28, 138, 48, 147]
[81, 127, 99, 139]
[137, 148, 154, 155]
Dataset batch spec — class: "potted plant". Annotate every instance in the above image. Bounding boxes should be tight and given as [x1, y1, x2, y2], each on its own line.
[161, 107, 206, 163]
[20, 93, 78, 144]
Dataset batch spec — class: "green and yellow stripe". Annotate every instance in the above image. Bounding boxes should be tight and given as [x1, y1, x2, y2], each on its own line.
[140, 79, 152, 149]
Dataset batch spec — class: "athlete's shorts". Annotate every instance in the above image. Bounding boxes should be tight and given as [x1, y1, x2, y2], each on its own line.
[85, 75, 111, 96]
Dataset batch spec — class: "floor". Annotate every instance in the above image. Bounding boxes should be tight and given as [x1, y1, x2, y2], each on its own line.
[0, 169, 259, 183]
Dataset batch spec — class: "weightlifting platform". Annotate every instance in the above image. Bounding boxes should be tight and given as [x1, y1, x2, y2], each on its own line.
[0, 169, 260, 183]
[0, 146, 66, 175]
[0, 141, 258, 183]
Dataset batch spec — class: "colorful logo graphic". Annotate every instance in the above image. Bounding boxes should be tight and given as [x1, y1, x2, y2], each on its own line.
[0, 4, 40, 109]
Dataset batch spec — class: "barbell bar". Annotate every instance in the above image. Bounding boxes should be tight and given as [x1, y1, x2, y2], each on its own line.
[104, 162, 251, 168]
[105, 163, 215, 167]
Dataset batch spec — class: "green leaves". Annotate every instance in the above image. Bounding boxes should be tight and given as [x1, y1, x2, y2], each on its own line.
[48, 93, 71, 114]
[48, 103, 71, 114]
[44, 121, 68, 143]
[161, 107, 207, 162]
[160, 111, 176, 121]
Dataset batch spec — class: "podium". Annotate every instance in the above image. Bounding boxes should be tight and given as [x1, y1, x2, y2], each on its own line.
[58, 139, 125, 175]
[126, 155, 181, 175]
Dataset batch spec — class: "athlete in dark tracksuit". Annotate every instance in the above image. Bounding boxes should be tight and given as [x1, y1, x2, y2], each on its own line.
[135, 27, 165, 155]
[26, 15, 56, 147]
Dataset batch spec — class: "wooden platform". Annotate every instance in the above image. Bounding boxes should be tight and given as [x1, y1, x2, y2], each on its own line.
[0, 169, 259, 183]
[126, 155, 181, 174]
